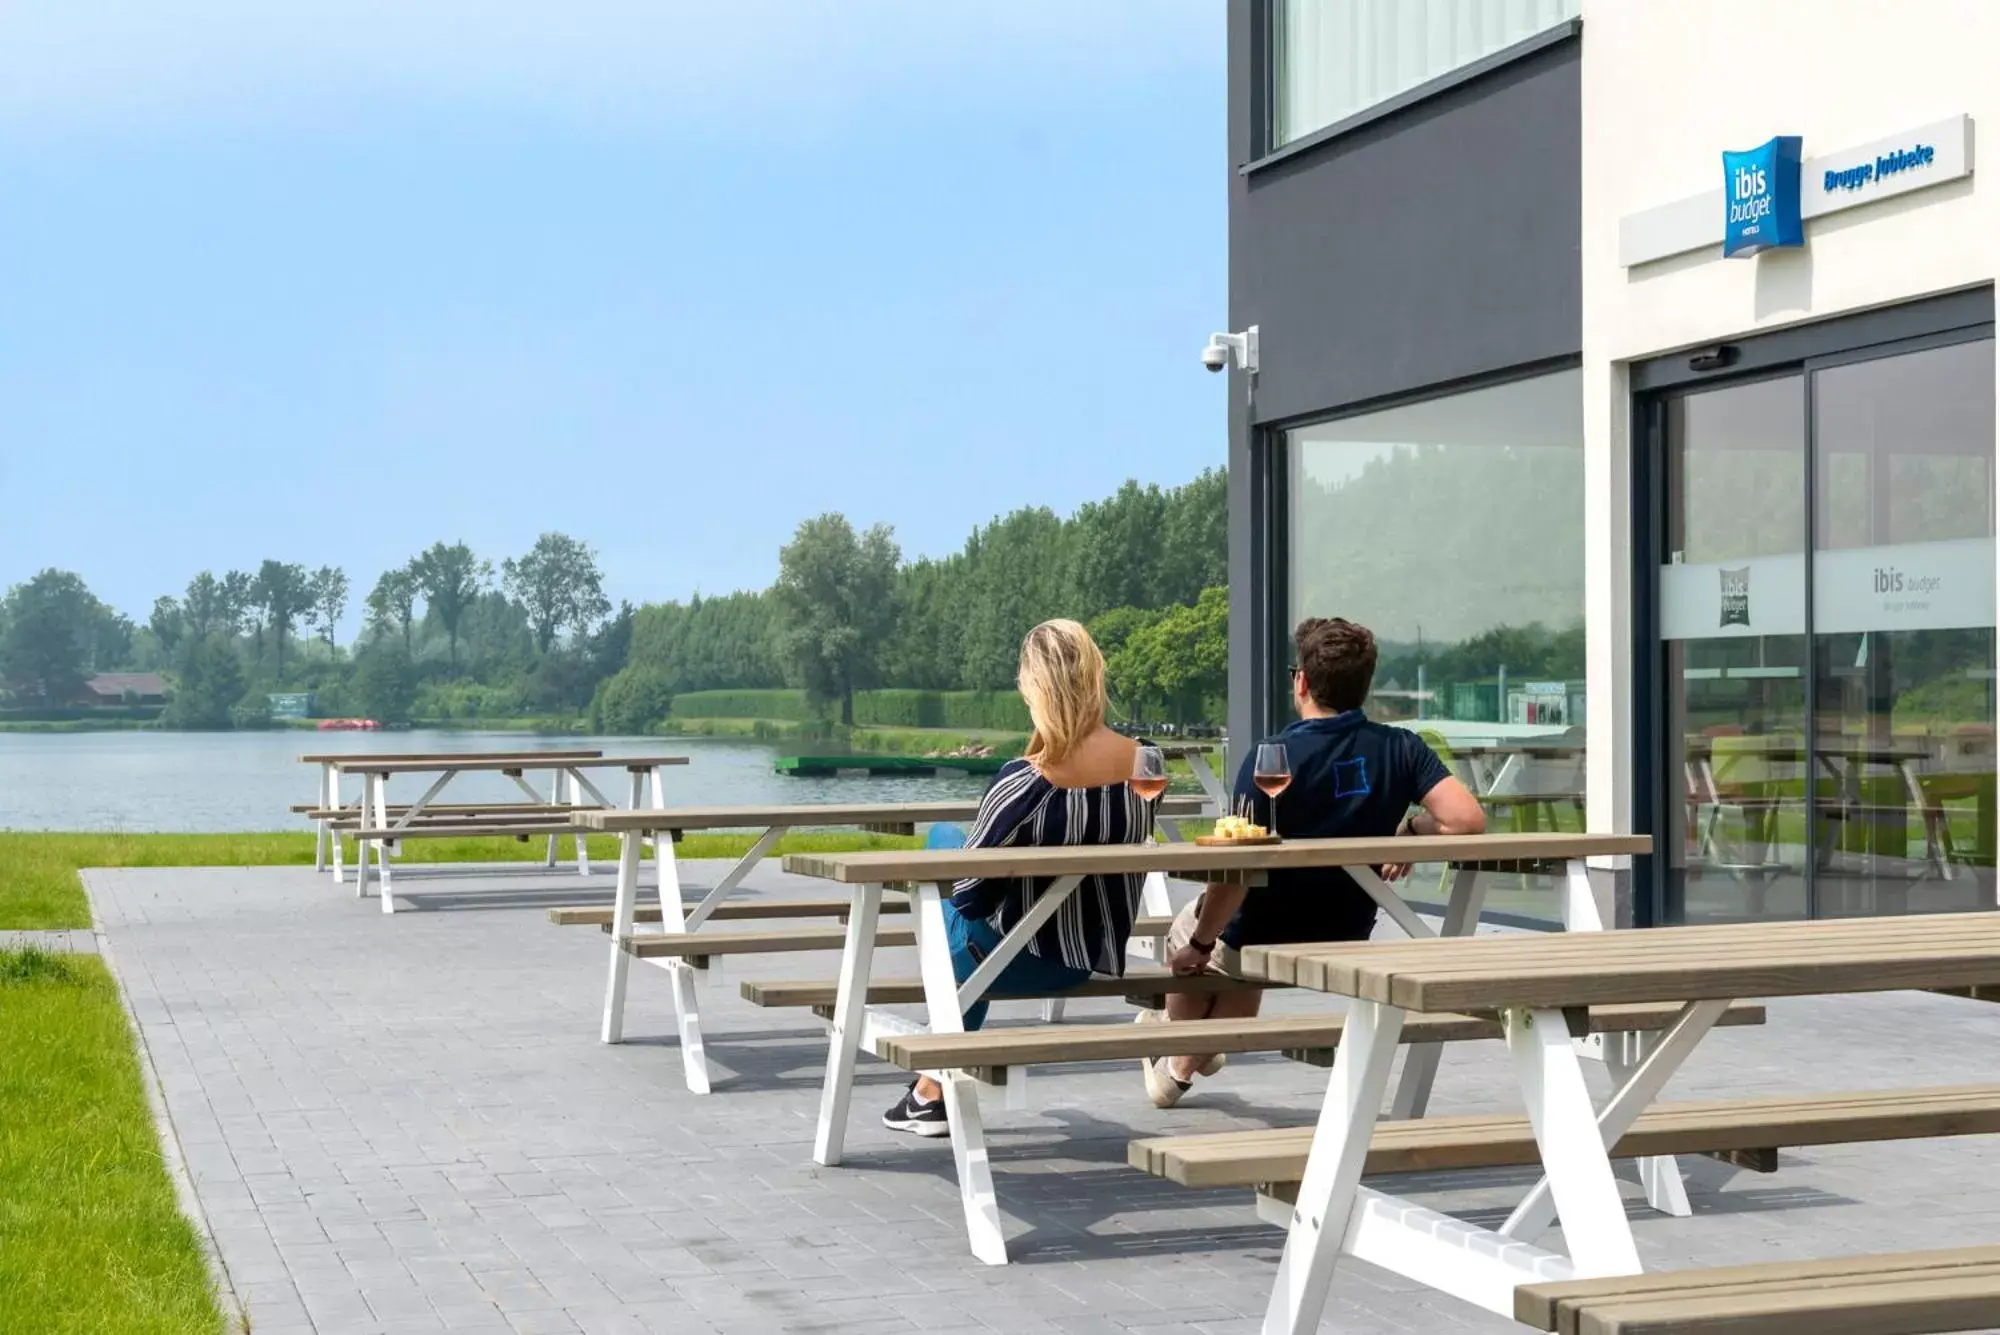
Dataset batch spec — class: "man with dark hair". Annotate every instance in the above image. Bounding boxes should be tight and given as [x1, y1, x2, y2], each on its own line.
[1140, 616, 1486, 1107]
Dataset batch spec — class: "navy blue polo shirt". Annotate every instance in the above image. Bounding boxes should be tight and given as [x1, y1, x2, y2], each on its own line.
[1221, 712, 1451, 949]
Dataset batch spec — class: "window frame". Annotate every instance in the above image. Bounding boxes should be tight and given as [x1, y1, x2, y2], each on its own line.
[1249, 4, 1581, 172]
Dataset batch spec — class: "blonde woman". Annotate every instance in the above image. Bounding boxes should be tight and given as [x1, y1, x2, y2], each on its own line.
[883, 619, 1159, 1137]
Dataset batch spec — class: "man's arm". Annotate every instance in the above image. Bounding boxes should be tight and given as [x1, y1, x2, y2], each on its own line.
[1168, 883, 1244, 975]
[1400, 775, 1486, 836]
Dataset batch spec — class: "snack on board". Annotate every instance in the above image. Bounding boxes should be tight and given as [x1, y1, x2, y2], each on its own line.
[1211, 814, 1269, 841]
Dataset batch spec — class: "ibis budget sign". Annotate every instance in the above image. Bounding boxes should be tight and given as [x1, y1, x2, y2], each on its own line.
[1721, 136, 1803, 258]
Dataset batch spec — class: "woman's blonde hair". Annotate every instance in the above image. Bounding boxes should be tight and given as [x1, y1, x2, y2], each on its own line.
[1018, 619, 1108, 768]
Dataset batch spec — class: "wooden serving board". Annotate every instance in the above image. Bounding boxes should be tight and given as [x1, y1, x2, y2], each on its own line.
[1195, 834, 1282, 847]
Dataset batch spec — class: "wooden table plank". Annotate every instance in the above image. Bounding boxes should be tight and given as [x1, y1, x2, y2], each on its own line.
[579, 795, 1207, 833]
[781, 832, 1651, 883]
[1251, 914, 2000, 985]
[1137, 1084, 2000, 1187]
[1244, 911, 2000, 1012]
[300, 749, 603, 764]
[1515, 1247, 2000, 1329]
[335, 755, 688, 774]
[884, 1001, 1764, 1070]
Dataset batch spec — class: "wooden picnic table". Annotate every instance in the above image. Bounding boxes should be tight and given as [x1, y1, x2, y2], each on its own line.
[783, 831, 1649, 1264]
[577, 796, 1210, 1094]
[1148, 741, 1231, 811]
[301, 748, 604, 872]
[1239, 910, 2000, 1334]
[340, 754, 689, 912]
[1684, 738, 1955, 880]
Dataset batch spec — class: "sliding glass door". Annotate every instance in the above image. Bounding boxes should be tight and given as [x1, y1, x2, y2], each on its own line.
[1659, 334, 1995, 923]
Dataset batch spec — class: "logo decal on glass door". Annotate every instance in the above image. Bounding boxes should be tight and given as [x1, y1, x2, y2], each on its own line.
[1719, 567, 1751, 627]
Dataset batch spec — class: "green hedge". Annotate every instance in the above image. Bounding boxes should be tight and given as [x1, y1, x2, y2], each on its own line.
[0, 706, 164, 723]
[852, 690, 1030, 732]
[669, 689, 816, 722]
[663, 688, 1031, 732]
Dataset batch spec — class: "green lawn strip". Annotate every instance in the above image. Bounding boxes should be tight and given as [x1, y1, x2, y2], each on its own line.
[0, 949, 223, 1335]
[0, 830, 927, 930]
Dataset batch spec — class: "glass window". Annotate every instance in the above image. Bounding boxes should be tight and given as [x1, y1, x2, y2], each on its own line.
[1287, 369, 1584, 922]
[1272, 0, 1580, 148]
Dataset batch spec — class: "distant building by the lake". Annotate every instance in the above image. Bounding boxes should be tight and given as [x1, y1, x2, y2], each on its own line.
[78, 672, 170, 707]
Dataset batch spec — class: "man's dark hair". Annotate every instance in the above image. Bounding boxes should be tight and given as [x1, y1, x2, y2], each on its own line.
[1294, 617, 1376, 713]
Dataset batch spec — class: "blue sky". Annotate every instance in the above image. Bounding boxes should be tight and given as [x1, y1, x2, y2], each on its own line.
[0, 1, 1227, 638]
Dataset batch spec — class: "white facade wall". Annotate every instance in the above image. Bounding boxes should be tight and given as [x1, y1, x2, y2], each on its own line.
[1580, 0, 2000, 835]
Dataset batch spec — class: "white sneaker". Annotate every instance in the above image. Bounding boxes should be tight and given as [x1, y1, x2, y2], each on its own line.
[1133, 1008, 1224, 1105]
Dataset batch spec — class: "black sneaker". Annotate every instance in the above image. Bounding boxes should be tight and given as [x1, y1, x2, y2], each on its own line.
[882, 1082, 950, 1137]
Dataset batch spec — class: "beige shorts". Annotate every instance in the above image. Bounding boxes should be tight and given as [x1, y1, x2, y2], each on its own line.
[1164, 896, 1243, 976]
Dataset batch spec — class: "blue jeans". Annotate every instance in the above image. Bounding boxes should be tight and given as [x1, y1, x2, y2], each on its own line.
[944, 901, 1093, 1031]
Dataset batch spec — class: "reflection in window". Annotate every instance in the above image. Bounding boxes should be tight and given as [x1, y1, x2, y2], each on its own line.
[1287, 370, 1584, 921]
[1272, 0, 1580, 148]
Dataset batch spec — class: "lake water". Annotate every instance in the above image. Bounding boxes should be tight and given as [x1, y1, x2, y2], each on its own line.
[0, 731, 995, 833]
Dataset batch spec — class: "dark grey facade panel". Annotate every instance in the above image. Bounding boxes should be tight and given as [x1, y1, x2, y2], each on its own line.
[1225, 2, 1583, 750]
[1234, 33, 1582, 424]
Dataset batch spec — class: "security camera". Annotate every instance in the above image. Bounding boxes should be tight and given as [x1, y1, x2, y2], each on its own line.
[1201, 326, 1258, 375]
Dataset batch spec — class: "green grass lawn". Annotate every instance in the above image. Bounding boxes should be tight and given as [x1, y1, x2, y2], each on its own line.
[0, 949, 224, 1335]
[0, 825, 932, 1333]
[0, 829, 926, 930]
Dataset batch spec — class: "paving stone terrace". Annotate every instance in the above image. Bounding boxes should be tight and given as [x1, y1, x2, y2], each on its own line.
[85, 862, 2000, 1335]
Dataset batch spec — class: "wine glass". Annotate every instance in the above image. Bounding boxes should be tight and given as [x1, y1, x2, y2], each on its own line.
[1130, 745, 1168, 803]
[1254, 743, 1291, 834]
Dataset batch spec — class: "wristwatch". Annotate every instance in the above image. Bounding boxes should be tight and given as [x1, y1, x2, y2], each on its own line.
[1188, 935, 1216, 955]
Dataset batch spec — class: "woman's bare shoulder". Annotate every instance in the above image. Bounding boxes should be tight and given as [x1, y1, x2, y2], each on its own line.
[1038, 727, 1136, 789]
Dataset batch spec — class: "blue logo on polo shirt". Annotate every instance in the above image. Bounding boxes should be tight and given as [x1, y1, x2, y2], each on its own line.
[1722, 136, 1804, 258]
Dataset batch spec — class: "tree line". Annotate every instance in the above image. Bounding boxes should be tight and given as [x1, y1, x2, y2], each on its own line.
[598, 470, 1229, 729]
[0, 533, 625, 728]
[1, 469, 1230, 731]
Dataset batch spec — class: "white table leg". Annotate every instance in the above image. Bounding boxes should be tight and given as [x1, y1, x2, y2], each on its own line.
[372, 773, 398, 913]
[684, 827, 784, 929]
[1389, 866, 1486, 1120]
[1608, 1031, 1692, 1218]
[600, 830, 643, 1044]
[569, 769, 593, 877]
[1262, 998, 1406, 1335]
[813, 881, 884, 1167]
[1185, 749, 1229, 812]
[314, 762, 332, 871]
[1131, 815, 1182, 962]
[1504, 1006, 1642, 1277]
[1502, 998, 1727, 1243]
[654, 832, 707, 1093]
[911, 882, 1009, 1266]
[352, 772, 372, 898]
[545, 770, 562, 868]
[328, 767, 347, 885]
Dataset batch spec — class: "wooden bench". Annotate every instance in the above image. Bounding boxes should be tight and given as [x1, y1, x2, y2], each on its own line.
[297, 802, 597, 817]
[1516, 1245, 2000, 1334]
[617, 924, 918, 968]
[740, 969, 1274, 1013]
[354, 820, 592, 841]
[562, 903, 1172, 932]
[1131, 1083, 2000, 1193]
[551, 899, 912, 925]
[886, 1001, 1766, 1085]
